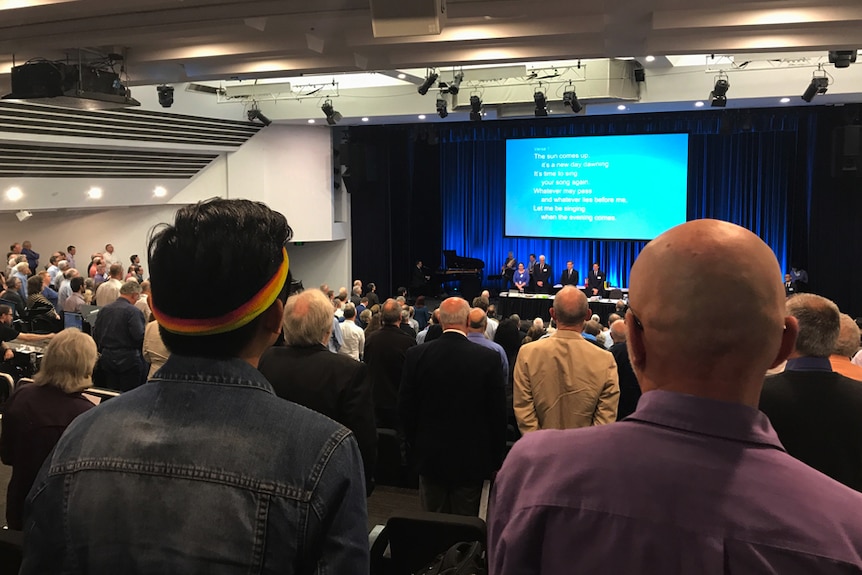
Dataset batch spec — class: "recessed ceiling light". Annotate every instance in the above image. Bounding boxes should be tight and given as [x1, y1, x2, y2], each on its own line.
[695, 101, 705, 107]
[397, 73, 406, 79]
[617, 104, 627, 111]
[307, 119, 315, 124]
[87, 187, 103, 199]
[5, 187, 22, 201]
[645, 55, 656, 62]
[418, 114, 426, 120]
[153, 186, 167, 198]
[361, 117, 369, 122]
[780, 97, 790, 103]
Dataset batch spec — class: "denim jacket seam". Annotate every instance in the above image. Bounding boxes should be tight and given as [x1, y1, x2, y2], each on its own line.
[307, 427, 355, 520]
[49, 459, 313, 501]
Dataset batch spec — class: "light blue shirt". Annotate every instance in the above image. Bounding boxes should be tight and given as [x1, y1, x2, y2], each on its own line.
[466, 331, 509, 385]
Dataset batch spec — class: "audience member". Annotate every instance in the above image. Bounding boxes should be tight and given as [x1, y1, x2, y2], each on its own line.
[142, 314, 170, 379]
[136, 280, 152, 320]
[608, 319, 640, 419]
[339, 303, 365, 361]
[366, 282, 380, 307]
[0, 278, 25, 317]
[61, 277, 87, 314]
[829, 313, 862, 381]
[259, 288, 376, 496]
[364, 298, 416, 428]
[93, 280, 146, 392]
[513, 286, 618, 434]
[399, 297, 506, 515]
[21, 199, 368, 573]
[11, 263, 30, 298]
[489, 219, 862, 574]
[466, 308, 509, 386]
[21, 241, 39, 274]
[760, 293, 862, 491]
[56, 268, 78, 309]
[0, 329, 96, 530]
[95, 263, 124, 306]
[65, 245, 76, 270]
[413, 296, 431, 331]
[102, 243, 117, 267]
[0, 304, 54, 344]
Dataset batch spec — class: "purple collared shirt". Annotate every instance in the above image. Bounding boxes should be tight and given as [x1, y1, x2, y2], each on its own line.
[489, 390, 862, 574]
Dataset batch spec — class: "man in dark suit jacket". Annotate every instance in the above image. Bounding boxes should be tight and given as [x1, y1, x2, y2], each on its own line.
[560, 260, 579, 287]
[259, 288, 377, 495]
[587, 262, 606, 298]
[760, 293, 862, 492]
[364, 298, 417, 428]
[533, 255, 551, 294]
[399, 297, 506, 516]
[608, 320, 641, 419]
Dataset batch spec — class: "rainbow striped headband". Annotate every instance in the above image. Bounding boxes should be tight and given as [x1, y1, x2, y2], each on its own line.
[152, 247, 289, 336]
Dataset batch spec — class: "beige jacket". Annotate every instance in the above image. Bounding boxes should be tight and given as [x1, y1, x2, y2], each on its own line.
[514, 329, 619, 433]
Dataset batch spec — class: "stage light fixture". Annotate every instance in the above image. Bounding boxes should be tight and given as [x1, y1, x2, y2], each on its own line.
[801, 73, 829, 103]
[247, 108, 272, 126]
[156, 85, 174, 108]
[828, 50, 857, 68]
[562, 88, 583, 113]
[534, 90, 548, 117]
[710, 75, 730, 108]
[447, 72, 464, 95]
[418, 70, 439, 95]
[469, 95, 483, 122]
[321, 99, 342, 125]
[436, 98, 448, 118]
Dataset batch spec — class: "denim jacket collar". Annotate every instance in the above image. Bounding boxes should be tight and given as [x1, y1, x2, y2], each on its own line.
[152, 354, 275, 393]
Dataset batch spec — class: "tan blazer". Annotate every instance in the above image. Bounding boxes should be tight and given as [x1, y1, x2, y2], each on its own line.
[514, 329, 619, 433]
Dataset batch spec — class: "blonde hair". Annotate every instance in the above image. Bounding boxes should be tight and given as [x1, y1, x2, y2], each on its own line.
[33, 329, 98, 393]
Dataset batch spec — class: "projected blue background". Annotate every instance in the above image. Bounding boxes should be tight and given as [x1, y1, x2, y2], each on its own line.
[505, 134, 688, 240]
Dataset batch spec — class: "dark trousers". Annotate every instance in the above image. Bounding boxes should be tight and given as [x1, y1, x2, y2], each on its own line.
[419, 476, 483, 516]
[98, 355, 146, 392]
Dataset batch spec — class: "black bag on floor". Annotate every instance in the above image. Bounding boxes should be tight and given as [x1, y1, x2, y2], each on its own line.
[414, 541, 486, 575]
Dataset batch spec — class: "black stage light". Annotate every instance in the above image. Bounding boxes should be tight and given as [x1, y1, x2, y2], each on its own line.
[801, 76, 829, 102]
[436, 98, 448, 118]
[710, 77, 730, 108]
[418, 71, 439, 95]
[156, 85, 174, 108]
[534, 90, 548, 116]
[247, 109, 272, 126]
[321, 99, 342, 125]
[562, 89, 583, 113]
[469, 95, 482, 121]
[828, 50, 857, 69]
[447, 72, 464, 95]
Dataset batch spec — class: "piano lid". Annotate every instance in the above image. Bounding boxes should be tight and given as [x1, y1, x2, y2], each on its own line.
[443, 250, 485, 270]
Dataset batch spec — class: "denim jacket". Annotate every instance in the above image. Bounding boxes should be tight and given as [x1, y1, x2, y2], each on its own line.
[20, 355, 369, 574]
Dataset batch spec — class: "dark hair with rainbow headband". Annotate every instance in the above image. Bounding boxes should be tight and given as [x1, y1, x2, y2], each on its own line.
[148, 198, 292, 358]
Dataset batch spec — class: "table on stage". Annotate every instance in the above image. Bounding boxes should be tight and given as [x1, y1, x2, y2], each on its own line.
[497, 293, 623, 324]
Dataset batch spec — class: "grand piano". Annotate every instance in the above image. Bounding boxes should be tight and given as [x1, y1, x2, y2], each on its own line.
[434, 250, 484, 301]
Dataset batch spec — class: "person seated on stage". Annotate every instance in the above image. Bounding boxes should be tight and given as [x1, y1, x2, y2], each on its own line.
[560, 261, 579, 287]
[513, 263, 529, 293]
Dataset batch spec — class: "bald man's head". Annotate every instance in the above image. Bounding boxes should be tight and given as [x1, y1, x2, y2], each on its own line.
[468, 308, 488, 333]
[627, 219, 795, 405]
[439, 297, 470, 333]
[550, 286, 590, 328]
[610, 320, 627, 343]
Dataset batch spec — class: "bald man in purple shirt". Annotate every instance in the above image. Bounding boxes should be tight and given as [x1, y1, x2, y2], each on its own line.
[489, 219, 862, 574]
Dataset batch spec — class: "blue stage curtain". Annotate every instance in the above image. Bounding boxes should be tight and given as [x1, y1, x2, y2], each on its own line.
[439, 112, 802, 288]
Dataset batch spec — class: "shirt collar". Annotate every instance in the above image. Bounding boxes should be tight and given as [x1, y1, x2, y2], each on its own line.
[626, 390, 785, 451]
[442, 329, 468, 338]
[785, 356, 833, 372]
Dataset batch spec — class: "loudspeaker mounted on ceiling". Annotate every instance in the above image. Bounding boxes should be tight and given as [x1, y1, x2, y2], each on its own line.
[370, 0, 446, 38]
